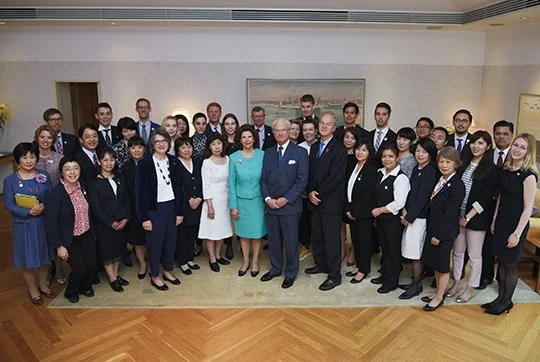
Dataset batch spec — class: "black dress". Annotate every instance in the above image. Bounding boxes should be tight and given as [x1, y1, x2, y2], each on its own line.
[122, 159, 145, 246]
[88, 176, 131, 264]
[422, 173, 465, 273]
[492, 169, 537, 263]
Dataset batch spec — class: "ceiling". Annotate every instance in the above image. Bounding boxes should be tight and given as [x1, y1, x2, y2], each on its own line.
[0, 1, 500, 12]
[0, 0, 539, 30]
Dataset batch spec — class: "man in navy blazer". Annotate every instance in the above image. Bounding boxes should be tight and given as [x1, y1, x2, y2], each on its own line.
[43, 108, 80, 158]
[260, 119, 309, 289]
[447, 109, 473, 159]
[305, 111, 348, 291]
[251, 106, 276, 150]
[368, 102, 397, 169]
[95, 102, 121, 150]
[134, 98, 160, 145]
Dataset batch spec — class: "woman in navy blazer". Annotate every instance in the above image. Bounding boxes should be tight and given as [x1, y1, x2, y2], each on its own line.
[421, 147, 465, 311]
[45, 157, 97, 303]
[136, 129, 185, 291]
[344, 138, 378, 284]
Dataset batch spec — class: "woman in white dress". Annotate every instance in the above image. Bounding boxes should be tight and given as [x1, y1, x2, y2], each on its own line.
[198, 133, 233, 272]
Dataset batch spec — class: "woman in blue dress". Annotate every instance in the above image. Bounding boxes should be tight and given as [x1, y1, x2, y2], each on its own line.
[229, 124, 267, 277]
[3, 142, 53, 305]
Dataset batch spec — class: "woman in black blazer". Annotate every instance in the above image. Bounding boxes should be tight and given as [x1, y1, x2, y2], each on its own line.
[446, 131, 498, 303]
[421, 147, 465, 311]
[399, 138, 438, 300]
[88, 148, 131, 292]
[136, 129, 185, 291]
[344, 138, 378, 283]
[45, 157, 97, 304]
[174, 136, 203, 275]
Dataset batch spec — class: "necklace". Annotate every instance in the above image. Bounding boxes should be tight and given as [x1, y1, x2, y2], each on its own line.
[16, 170, 40, 200]
[155, 158, 171, 185]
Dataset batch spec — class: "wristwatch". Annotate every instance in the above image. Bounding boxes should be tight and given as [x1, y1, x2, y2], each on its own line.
[465, 216, 470, 222]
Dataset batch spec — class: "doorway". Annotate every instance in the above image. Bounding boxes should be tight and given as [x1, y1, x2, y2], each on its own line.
[56, 82, 99, 134]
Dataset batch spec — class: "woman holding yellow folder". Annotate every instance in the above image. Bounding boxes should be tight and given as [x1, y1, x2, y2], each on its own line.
[3, 142, 53, 305]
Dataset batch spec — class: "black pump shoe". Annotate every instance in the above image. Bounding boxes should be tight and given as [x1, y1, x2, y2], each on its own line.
[151, 279, 169, 291]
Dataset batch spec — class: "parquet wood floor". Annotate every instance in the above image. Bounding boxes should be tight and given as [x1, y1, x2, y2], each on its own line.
[1, 196, 539, 361]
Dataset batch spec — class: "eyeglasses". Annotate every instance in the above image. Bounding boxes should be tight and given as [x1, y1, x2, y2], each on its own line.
[453, 118, 470, 124]
[154, 139, 169, 145]
[48, 117, 62, 122]
[416, 125, 431, 130]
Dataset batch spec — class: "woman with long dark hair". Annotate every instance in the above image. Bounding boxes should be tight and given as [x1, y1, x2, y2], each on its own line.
[446, 131, 498, 303]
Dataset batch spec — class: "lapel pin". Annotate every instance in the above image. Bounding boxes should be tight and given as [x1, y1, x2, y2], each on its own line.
[384, 186, 388, 190]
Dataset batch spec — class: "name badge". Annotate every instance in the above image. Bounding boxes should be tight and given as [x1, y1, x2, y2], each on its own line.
[288, 160, 296, 165]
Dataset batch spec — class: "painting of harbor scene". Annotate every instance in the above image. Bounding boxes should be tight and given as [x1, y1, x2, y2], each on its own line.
[517, 93, 540, 164]
[247, 79, 365, 127]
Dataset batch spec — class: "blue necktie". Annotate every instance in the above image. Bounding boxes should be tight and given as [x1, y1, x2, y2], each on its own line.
[317, 142, 325, 158]
[457, 138, 463, 153]
[278, 146, 283, 167]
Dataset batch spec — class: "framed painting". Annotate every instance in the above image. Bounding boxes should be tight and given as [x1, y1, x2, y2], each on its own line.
[246, 79, 365, 127]
[516, 93, 540, 164]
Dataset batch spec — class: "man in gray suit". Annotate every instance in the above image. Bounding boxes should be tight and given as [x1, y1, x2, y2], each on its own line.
[260, 119, 309, 289]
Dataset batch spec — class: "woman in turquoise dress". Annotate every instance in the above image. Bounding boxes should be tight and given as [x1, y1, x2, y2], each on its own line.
[229, 125, 267, 277]
[3, 143, 54, 305]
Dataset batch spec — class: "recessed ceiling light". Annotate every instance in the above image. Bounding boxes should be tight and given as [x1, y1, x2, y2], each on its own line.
[110, 22, 117, 25]
[0, 22, 5, 25]
[520, 16, 530, 20]
[426, 26, 443, 30]
[489, 23, 504, 27]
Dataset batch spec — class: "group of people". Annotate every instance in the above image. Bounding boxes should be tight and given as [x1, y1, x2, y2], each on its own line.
[4, 94, 537, 315]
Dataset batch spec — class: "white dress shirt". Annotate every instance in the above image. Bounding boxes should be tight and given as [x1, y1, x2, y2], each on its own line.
[377, 164, 410, 215]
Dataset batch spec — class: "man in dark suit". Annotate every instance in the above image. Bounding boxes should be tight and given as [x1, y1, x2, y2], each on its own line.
[334, 102, 368, 141]
[447, 109, 473, 159]
[134, 98, 160, 145]
[260, 119, 309, 289]
[368, 102, 397, 169]
[295, 94, 320, 144]
[43, 108, 80, 158]
[478, 120, 514, 290]
[305, 111, 348, 291]
[251, 106, 276, 150]
[204, 101, 223, 136]
[74, 124, 100, 184]
[95, 102, 120, 150]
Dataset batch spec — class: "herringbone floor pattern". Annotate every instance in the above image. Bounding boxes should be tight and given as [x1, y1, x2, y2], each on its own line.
[1, 196, 540, 361]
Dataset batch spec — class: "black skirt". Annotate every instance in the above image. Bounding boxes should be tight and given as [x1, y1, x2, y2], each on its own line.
[421, 236, 453, 273]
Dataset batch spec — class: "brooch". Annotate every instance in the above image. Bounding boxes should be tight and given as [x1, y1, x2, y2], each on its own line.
[35, 173, 48, 183]
[237, 159, 242, 164]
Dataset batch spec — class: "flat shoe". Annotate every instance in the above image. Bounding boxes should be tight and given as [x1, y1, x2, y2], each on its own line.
[40, 289, 56, 299]
[151, 279, 169, 291]
[350, 276, 366, 284]
[423, 299, 444, 312]
[251, 270, 259, 278]
[456, 292, 474, 304]
[209, 262, 220, 272]
[163, 275, 181, 285]
[188, 263, 200, 270]
[110, 279, 124, 292]
[421, 296, 432, 303]
[345, 271, 358, 277]
[30, 294, 44, 305]
[217, 258, 230, 266]
[117, 276, 130, 286]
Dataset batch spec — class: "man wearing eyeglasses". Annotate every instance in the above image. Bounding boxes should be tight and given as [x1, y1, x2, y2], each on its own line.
[135, 98, 159, 145]
[447, 109, 473, 159]
[43, 108, 80, 158]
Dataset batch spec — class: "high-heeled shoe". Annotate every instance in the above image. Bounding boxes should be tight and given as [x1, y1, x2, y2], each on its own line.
[485, 301, 513, 315]
[421, 296, 433, 303]
[345, 270, 358, 277]
[29, 293, 44, 305]
[480, 298, 501, 309]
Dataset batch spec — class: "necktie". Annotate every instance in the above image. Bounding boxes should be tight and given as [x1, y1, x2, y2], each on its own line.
[317, 141, 325, 158]
[141, 124, 148, 143]
[457, 138, 463, 153]
[497, 151, 504, 168]
[104, 129, 112, 146]
[92, 152, 99, 168]
[55, 135, 64, 154]
[304, 116, 312, 122]
[375, 131, 383, 151]
[278, 146, 283, 167]
[259, 128, 264, 149]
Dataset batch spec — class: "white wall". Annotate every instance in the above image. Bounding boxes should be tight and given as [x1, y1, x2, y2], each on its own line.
[0, 24, 487, 191]
[479, 22, 540, 131]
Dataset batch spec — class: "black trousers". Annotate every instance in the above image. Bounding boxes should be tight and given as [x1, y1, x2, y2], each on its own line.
[177, 224, 198, 265]
[65, 230, 98, 298]
[377, 217, 403, 289]
[350, 218, 373, 275]
[145, 201, 177, 277]
[299, 197, 312, 249]
[311, 211, 342, 282]
[481, 230, 496, 282]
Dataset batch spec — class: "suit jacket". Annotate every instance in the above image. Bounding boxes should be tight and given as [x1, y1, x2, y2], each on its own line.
[135, 154, 185, 223]
[369, 128, 397, 169]
[344, 162, 377, 220]
[51, 132, 80, 158]
[261, 142, 309, 216]
[447, 132, 472, 159]
[75, 149, 99, 185]
[426, 173, 465, 241]
[204, 123, 223, 136]
[179, 158, 203, 226]
[97, 125, 121, 150]
[334, 125, 369, 142]
[307, 137, 348, 215]
[256, 125, 277, 150]
[87, 175, 130, 228]
[404, 163, 437, 223]
[462, 163, 499, 230]
[45, 181, 93, 248]
[135, 121, 160, 139]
